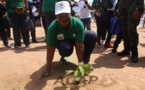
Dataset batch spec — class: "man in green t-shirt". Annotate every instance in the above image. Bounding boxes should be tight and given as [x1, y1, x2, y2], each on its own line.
[40, 1, 97, 78]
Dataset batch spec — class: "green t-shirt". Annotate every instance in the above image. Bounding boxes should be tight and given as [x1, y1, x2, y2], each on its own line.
[46, 17, 85, 46]
[43, 0, 57, 12]
[6, 0, 24, 13]
[92, 0, 105, 15]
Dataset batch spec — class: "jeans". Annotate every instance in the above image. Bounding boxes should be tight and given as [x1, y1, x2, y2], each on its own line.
[56, 30, 97, 63]
[8, 12, 30, 47]
[80, 18, 91, 30]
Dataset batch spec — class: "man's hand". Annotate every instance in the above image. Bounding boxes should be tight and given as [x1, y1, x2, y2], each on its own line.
[39, 69, 51, 79]
[26, 9, 30, 15]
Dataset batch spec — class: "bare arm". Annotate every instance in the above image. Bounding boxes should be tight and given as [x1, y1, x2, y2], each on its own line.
[46, 46, 55, 70]
[84, 0, 92, 10]
[39, 46, 55, 78]
[75, 42, 84, 62]
[23, 0, 28, 9]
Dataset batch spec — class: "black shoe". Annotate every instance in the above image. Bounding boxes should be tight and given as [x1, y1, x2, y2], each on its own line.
[59, 57, 66, 65]
[131, 56, 138, 63]
[117, 50, 130, 56]
[32, 40, 39, 43]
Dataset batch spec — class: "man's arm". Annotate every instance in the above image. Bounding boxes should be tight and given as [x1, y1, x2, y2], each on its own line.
[40, 46, 55, 78]
[84, 0, 92, 10]
[75, 42, 84, 63]
[23, 0, 29, 14]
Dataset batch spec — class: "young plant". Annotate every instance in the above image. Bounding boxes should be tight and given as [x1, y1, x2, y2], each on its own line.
[64, 57, 91, 84]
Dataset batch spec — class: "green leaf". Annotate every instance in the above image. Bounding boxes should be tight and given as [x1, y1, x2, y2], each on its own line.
[65, 70, 74, 77]
[78, 65, 84, 76]
[74, 70, 82, 81]
[64, 57, 77, 65]
[81, 64, 91, 74]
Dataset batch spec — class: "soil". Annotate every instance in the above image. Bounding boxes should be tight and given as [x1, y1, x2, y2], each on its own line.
[0, 21, 145, 90]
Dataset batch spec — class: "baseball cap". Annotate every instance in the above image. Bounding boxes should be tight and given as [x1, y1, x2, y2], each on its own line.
[55, 1, 71, 15]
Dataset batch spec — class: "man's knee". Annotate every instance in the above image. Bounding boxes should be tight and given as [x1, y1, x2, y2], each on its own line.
[57, 40, 74, 57]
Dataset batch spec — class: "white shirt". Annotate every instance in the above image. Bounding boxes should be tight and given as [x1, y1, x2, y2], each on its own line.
[79, 0, 93, 19]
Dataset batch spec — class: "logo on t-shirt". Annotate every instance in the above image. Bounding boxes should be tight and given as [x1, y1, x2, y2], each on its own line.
[73, 34, 76, 38]
[57, 34, 64, 40]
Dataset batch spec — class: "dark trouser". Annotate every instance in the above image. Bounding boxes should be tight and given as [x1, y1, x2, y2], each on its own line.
[105, 10, 113, 43]
[0, 13, 8, 45]
[113, 32, 123, 51]
[118, 9, 141, 49]
[56, 30, 97, 63]
[4, 16, 11, 38]
[95, 14, 107, 40]
[80, 18, 91, 30]
[8, 12, 30, 47]
[28, 2, 37, 41]
[44, 11, 56, 38]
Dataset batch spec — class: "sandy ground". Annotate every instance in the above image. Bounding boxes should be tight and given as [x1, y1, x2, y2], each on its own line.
[0, 21, 145, 90]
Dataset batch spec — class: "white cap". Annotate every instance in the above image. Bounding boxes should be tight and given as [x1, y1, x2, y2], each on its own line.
[55, 1, 71, 15]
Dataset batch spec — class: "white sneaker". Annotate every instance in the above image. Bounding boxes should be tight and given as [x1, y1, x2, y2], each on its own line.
[100, 40, 105, 45]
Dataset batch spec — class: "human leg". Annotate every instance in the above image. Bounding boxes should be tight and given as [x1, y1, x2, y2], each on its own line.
[8, 13, 21, 47]
[83, 30, 97, 63]
[56, 40, 74, 64]
[112, 32, 123, 53]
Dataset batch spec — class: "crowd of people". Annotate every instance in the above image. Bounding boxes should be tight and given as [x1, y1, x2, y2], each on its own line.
[0, 0, 144, 77]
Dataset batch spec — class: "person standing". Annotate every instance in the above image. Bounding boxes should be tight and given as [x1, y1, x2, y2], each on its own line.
[28, 0, 39, 43]
[39, 0, 57, 41]
[0, 1, 11, 48]
[117, 0, 144, 63]
[40, 1, 97, 77]
[4, 0, 30, 48]
[79, 0, 93, 30]
[92, 0, 108, 46]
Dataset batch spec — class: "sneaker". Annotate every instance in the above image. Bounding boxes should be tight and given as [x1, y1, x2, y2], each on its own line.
[26, 44, 30, 48]
[59, 57, 66, 65]
[14, 45, 21, 49]
[90, 65, 94, 70]
[100, 40, 105, 45]
[5, 44, 11, 48]
[104, 43, 113, 48]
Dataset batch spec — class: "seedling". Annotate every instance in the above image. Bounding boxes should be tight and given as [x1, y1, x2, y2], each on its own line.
[64, 57, 91, 84]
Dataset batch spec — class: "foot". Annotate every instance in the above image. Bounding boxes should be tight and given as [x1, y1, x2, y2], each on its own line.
[59, 57, 66, 65]
[104, 43, 113, 48]
[32, 40, 39, 43]
[14, 45, 21, 49]
[5, 44, 11, 48]
[26, 44, 30, 48]
[117, 50, 130, 56]
[100, 40, 105, 45]
[39, 69, 51, 79]
[131, 56, 138, 63]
